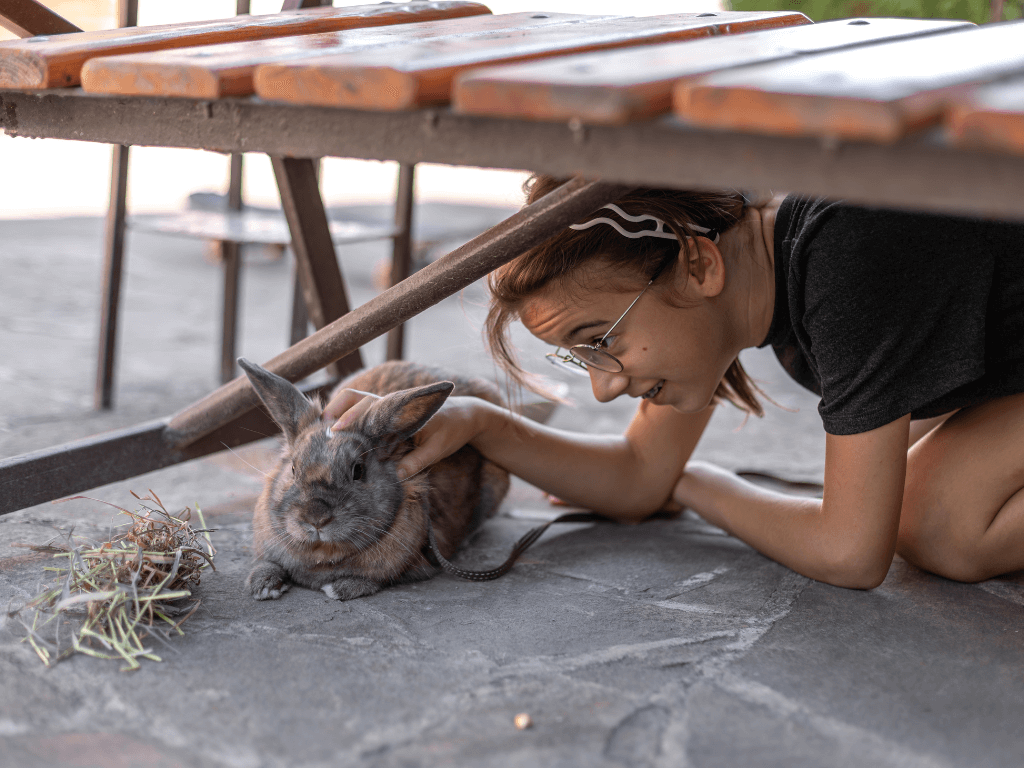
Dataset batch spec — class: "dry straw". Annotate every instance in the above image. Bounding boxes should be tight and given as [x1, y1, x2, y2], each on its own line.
[6, 490, 216, 671]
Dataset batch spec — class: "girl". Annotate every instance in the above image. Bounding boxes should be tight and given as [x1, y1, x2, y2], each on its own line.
[324, 174, 1024, 589]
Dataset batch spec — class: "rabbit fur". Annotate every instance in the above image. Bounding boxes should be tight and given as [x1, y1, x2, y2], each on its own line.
[238, 359, 510, 602]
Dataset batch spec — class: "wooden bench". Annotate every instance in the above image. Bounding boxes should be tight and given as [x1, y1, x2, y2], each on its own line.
[674, 19, 1024, 142]
[79, 11, 598, 98]
[452, 17, 967, 124]
[0, 0, 489, 88]
[251, 11, 808, 109]
[4, 5, 1024, 515]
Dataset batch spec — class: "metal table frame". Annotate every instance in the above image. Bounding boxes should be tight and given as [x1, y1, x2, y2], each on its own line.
[3, 6, 1024, 515]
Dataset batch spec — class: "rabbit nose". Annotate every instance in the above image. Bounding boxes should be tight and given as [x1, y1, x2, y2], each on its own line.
[304, 506, 334, 530]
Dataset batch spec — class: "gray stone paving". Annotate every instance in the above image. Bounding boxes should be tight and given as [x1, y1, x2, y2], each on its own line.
[1, 208, 1021, 768]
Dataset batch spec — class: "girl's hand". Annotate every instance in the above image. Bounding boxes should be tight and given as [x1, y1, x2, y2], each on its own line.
[323, 389, 488, 481]
[323, 387, 381, 429]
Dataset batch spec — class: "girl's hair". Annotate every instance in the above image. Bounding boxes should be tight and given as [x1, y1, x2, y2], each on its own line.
[484, 174, 766, 417]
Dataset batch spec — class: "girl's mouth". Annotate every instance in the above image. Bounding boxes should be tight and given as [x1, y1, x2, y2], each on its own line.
[641, 380, 664, 400]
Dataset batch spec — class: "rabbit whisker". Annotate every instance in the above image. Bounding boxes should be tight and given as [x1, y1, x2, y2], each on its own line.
[221, 442, 272, 479]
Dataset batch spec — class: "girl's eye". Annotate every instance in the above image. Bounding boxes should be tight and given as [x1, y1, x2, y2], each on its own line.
[594, 335, 615, 349]
[351, 461, 364, 482]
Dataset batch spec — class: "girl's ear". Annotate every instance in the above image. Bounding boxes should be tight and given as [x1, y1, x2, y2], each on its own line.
[363, 381, 455, 443]
[685, 237, 726, 298]
[238, 358, 319, 444]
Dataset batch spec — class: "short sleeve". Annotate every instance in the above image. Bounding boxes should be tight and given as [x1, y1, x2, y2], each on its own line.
[798, 206, 991, 435]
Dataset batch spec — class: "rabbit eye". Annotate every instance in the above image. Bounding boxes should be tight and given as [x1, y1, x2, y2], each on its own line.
[291, 460, 297, 475]
[351, 461, 364, 482]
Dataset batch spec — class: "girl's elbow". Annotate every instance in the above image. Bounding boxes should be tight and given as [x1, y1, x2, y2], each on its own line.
[820, 548, 891, 590]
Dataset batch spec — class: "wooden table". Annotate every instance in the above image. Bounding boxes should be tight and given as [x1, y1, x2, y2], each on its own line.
[3, 2, 1024, 515]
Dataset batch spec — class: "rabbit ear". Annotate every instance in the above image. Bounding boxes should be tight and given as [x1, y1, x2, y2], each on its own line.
[364, 381, 455, 443]
[238, 358, 318, 444]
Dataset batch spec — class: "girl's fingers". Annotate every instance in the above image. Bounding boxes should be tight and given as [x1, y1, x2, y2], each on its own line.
[396, 421, 462, 481]
[324, 388, 379, 430]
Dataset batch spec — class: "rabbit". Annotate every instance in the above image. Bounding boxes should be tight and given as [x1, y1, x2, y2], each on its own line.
[238, 358, 510, 602]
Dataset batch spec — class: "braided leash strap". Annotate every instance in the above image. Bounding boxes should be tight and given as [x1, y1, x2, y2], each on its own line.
[426, 512, 605, 582]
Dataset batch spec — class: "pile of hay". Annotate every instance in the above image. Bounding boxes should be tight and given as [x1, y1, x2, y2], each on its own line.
[7, 490, 215, 671]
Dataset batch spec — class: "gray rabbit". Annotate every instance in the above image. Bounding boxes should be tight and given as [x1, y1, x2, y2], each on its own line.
[238, 359, 510, 602]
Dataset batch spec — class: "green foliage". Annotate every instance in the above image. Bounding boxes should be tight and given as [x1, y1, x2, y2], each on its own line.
[728, 0, 1022, 24]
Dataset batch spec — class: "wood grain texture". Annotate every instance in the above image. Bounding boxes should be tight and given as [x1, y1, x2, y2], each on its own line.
[947, 76, 1024, 155]
[453, 17, 976, 125]
[80, 12, 593, 98]
[675, 20, 1024, 143]
[252, 11, 809, 110]
[0, 0, 490, 89]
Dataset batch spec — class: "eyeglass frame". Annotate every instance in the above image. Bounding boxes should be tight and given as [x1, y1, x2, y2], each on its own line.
[545, 255, 674, 376]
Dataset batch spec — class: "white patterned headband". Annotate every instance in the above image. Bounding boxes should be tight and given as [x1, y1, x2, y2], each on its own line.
[569, 203, 720, 243]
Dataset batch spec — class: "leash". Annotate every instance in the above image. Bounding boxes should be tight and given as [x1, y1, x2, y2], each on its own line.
[426, 512, 605, 582]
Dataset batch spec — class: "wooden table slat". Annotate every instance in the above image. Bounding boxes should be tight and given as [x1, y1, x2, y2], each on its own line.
[947, 75, 1024, 155]
[453, 17, 969, 124]
[80, 12, 604, 98]
[675, 19, 1024, 142]
[0, 0, 490, 89]
[252, 10, 808, 110]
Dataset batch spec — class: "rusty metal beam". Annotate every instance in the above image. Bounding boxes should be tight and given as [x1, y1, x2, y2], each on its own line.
[164, 177, 630, 448]
[0, 381, 332, 516]
[0, 0, 80, 37]
[2, 89, 1024, 221]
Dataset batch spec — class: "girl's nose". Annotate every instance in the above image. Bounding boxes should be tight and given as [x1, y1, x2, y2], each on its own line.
[589, 367, 629, 403]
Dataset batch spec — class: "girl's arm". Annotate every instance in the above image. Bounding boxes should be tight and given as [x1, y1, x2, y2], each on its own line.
[470, 398, 714, 521]
[673, 414, 911, 589]
[325, 390, 714, 521]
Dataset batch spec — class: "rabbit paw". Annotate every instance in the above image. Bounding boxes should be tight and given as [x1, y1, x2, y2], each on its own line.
[321, 577, 381, 601]
[247, 561, 291, 601]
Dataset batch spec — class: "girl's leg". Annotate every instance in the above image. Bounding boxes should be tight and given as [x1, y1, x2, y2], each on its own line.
[898, 392, 1024, 582]
[907, 412, 954, 448]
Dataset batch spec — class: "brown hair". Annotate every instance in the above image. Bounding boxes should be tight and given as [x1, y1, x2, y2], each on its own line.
[484, 174, 766, 417]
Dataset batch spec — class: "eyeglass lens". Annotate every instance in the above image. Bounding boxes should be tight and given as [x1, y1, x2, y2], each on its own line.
[569, 345, 623, 372]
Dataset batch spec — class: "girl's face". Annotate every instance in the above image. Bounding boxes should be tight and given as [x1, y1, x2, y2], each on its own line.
[520, 259, 740, 414]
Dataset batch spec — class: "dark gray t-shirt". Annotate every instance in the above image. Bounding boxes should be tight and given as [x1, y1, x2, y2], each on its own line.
[759, 196, 1024, 435]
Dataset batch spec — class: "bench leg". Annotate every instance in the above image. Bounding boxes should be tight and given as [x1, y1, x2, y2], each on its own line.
[220, 240, 242, 384]
[92, 0, 138, 409]
[289, 261, 310, 346]
[271, 155, 362, 378]
[94, 143, 131, 410]
[219, 152, 245, 384]
[386, 162, 416, 361]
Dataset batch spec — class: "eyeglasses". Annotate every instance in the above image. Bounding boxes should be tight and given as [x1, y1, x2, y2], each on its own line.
[545, 278, 656, 377]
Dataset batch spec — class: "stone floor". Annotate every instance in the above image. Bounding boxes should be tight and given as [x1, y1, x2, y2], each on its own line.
[1, 208, 1021, 768]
